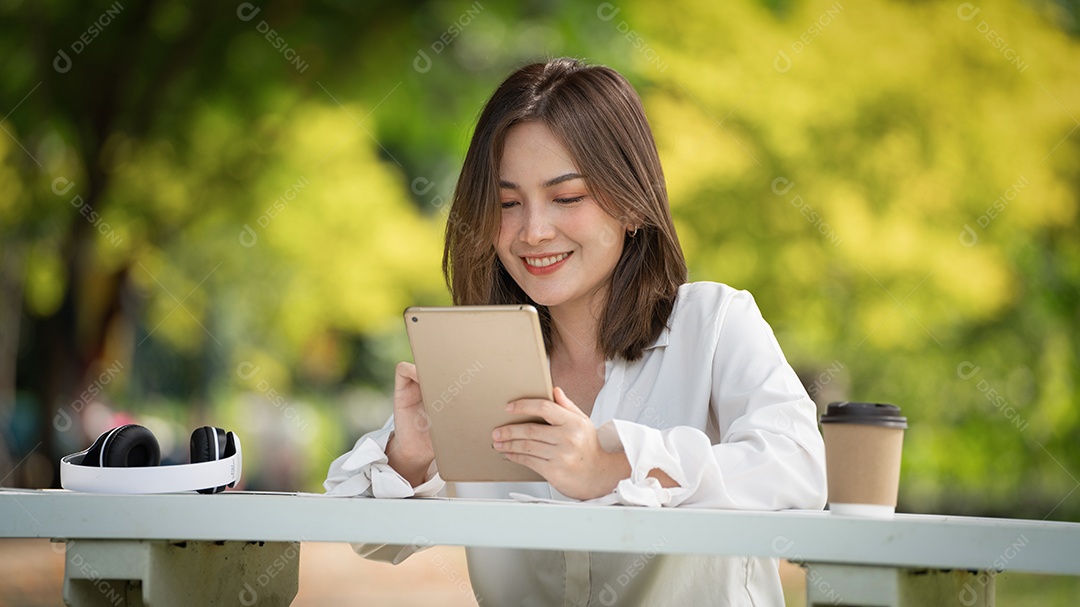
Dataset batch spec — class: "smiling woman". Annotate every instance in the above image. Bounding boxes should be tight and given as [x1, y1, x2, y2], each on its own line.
[445, 58, 687, 364]
[496, 122, 628, 321]
[325, 57, 827, 606]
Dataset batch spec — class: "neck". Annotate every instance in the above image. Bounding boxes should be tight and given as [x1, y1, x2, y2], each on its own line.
[548, 287, 607, 366]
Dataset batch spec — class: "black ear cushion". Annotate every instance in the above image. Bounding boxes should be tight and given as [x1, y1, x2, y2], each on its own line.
[191, 426, 232, 494]
[83, 425, 161, 468]
[222, 431, 238, 488]
[190, 426, 227, 464]
[78, 428, 117, 466]
[222, 431, 237, 458]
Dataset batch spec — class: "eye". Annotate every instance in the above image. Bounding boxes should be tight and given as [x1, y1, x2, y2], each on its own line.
[554, 196, 584, 204]
[500, 200, 519, 209]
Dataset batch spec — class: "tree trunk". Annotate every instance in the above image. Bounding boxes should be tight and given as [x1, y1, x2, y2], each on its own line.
[0, 241, 25, 485]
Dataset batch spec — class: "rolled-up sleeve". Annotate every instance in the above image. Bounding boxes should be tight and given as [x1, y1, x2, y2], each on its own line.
[597, 289, 827, 510]
[324, 417, 445, 499]
[324, 417, 446, 564]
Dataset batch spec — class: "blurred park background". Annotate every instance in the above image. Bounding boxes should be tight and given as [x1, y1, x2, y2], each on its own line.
[1, 0, 1079, 603]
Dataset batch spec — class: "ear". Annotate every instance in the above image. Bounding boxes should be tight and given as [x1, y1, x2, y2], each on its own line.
[620, 209, 645, 233]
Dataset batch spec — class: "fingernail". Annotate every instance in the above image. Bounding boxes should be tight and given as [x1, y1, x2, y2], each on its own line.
[492, 429, 502, 440]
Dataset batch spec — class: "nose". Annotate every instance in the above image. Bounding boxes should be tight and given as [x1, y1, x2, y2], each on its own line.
[520, 200, 556, 246]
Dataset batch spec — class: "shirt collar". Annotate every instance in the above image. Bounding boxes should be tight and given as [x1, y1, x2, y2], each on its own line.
[644, 324, 670, 350]
[646, 289, 682, 350]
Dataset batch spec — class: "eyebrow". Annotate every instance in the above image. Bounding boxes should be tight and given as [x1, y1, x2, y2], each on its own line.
[499, 172, 585, 190]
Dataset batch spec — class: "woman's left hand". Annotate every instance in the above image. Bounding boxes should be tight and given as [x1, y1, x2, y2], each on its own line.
[492, 387, 630, 500]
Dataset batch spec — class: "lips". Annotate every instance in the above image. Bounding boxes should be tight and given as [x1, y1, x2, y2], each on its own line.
[521, 251, 572, 275]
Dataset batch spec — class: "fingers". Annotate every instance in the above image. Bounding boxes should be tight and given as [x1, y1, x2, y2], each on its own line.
[395, 361, 418, 383]
[393, 362, 413, 394]
[552, 387, 577, 411]
[494, 438, 554, 462]
[494, 388, 612, 499]
[394, 362, 422, 403]
[495, 388, 589, 448]
[499, 450, 548, 470]
[503, 398, 559, 424]
[492, 422, 557, 445]
[505, 389, 584, 424]
[493, 414, 592, 464]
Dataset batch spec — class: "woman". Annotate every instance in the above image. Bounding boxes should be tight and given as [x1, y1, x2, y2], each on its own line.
[325, 57, 827, 605]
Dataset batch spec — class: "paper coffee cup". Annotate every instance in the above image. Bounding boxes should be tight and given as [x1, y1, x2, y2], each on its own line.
[820, 402, 907, 518]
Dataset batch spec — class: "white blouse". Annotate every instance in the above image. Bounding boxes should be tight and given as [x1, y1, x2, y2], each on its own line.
[324, 282, 827, 606]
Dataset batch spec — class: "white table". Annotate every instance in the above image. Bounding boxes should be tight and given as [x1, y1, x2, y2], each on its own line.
[1, 489, 1078, 606]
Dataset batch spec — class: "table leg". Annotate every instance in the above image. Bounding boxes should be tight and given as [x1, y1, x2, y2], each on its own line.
[803, 563, 994, 607]
[60, 539, 300, 607]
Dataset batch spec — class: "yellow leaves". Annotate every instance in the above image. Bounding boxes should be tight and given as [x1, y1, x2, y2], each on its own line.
[699, 239, 759, 289]
[934, 246, 1013, 319]
[233, 348, 292, 396]
[1002, 163, 1079, 234]
[105, 96, 446, 362]
[824, 183, 872, 252]
[241, 102, 444, 345]
[624, 0, 1080, 358]
[1033, 331, 1077, 435]
[0, 133, 25, 225]
[858, 210, 922, 274]
[130, 252, 209, 354]
[857, 296, 919, 350]
[651, 93, 757, 205]
[861, 130, 925, 191]
[110, 137, 192, 233]
[23, 241, 64, 317]
[779, 240, 826, 286]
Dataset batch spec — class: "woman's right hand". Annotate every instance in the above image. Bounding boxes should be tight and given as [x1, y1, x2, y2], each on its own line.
[386, 361, 435, 487]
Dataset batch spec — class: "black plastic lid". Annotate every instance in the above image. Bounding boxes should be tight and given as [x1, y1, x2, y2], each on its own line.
[820, 401, 907, 429]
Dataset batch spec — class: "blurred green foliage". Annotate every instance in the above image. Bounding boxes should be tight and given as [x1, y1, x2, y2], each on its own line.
[0, 0, 1077, 528]
[633, 0, 1080, 519]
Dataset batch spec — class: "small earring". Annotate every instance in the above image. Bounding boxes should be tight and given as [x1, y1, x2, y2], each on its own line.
[629, 227, 638, 238]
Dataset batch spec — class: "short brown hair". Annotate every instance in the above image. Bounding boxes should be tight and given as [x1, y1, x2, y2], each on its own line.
[443, 57, 687, 361]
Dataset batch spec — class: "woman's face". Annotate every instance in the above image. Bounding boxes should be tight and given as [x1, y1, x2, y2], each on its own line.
[496, 121, 627, 314]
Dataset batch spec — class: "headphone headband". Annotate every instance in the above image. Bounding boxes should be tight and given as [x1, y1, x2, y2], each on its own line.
[60, 434, 242, 494]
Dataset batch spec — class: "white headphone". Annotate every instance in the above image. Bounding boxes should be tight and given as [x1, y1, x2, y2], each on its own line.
[60, 424, 242, 494]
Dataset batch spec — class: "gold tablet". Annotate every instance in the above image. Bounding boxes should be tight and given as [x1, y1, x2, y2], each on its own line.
[404, 305, 552, 483]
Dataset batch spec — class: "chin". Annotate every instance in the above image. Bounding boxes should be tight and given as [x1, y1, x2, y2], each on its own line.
[518, 286, 568, 308]
[525, 294, 563, 308]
